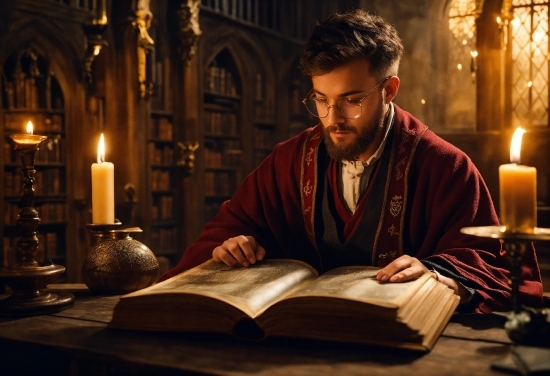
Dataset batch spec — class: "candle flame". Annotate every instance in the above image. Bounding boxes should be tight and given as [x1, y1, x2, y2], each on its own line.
[510, 127, 526, 164]
[26, 121, 33, 135]
[97, 133, 105, 164]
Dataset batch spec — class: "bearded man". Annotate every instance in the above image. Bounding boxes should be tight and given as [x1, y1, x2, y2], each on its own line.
[161, 9, 545, 313]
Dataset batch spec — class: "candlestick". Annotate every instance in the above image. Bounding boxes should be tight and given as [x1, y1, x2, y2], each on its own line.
[0, 123, 74, 316]
[91, 133, 115, 224]
[499, 127, 537, 233]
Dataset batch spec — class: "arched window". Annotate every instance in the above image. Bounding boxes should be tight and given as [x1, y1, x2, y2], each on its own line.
[447, 0, 481, 130]
[506, 0, 549, 128]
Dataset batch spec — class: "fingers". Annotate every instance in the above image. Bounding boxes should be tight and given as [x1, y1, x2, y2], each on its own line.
[211, 235, 265, 267]
[376, 255, 428, 283]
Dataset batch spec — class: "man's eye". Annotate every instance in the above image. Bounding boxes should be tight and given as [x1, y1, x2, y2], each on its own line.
[314, 97, 328, 104]
[345, 99, 362, 105]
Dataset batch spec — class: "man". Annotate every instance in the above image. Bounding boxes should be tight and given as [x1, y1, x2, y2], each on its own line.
[161, 9, 545, 313]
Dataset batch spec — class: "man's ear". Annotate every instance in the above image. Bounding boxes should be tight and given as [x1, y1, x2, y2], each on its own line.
[384, 76, 400, 103]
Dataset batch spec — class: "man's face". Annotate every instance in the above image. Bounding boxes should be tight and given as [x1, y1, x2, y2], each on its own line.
[311, 58, 391, 161]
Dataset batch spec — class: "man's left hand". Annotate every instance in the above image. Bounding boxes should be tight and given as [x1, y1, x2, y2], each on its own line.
[375, 255, 431, 282]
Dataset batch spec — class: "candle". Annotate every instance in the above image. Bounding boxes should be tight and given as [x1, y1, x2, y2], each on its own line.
[91, 133, 115, 224]
[10, 121, 47, 145]
[499, 127, 537, 233]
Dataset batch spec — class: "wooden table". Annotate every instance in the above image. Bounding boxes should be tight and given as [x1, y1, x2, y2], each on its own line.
[0, 284, 519, 376]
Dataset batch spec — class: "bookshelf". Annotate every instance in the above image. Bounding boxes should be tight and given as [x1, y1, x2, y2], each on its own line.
[145, 32, 178, 260]
[1, 49, 67, 272]
[202, 50, 243, 222]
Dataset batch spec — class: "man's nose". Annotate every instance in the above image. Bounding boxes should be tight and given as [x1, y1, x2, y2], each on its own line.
[326, 104, 346, 124]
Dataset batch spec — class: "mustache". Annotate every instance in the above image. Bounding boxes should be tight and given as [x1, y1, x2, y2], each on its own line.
[324, 125, 357, 133]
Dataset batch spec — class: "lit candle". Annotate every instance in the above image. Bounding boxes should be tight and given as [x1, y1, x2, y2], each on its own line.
[10, 121, 47, 145]
[91, 133, 115, 224]
[499, 127, 537, 233]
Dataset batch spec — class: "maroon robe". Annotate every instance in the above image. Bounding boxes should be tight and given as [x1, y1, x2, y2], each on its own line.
[161, 105, 546, 313]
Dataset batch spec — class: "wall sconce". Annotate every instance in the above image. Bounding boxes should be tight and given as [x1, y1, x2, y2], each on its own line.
[176, 0, 202, 66]
[83, 8, 109, 84]
[470, 50, 478, 82]
[130, 0, 155, 98]
[177, 141, 200, 176]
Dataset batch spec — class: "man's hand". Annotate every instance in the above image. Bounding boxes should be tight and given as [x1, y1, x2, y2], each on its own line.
[212, 235, 266, 267]
[376, 254, 469, 303]
[375, 255, 429, 283]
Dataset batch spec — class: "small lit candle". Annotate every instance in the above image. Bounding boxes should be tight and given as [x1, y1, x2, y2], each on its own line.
[10, 121, 47, 145]
[91, 133, 115, 224]
[499, 127, 537, 233]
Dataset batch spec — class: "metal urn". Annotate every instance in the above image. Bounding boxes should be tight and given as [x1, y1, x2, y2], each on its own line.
[83, 226, 159, 295]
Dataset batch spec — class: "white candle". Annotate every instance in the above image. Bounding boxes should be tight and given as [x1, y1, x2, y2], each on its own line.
[91, 133, 115, 223]
[499, 127, 537, 233]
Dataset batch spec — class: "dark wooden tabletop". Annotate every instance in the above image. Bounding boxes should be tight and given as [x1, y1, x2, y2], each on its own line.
[0, 284, 518, 376]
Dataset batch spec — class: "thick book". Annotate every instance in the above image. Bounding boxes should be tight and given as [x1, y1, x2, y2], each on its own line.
[109, 259, 460, 351]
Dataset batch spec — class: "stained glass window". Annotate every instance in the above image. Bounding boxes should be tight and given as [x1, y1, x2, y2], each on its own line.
[510, 1, 548, 127]
[448, 0, 479, 130]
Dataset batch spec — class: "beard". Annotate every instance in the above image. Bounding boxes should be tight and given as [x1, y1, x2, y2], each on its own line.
[323, 106, 386, 161]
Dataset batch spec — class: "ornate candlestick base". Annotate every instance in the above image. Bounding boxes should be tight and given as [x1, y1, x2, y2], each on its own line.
[461, 226, 550, 347]
[0, 264, 74, 316]
[0, 133, 74, 316]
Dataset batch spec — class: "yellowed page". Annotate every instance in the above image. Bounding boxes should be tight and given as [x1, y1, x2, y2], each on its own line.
[123, 259, 318, 318]
[287, 265, 428, 308]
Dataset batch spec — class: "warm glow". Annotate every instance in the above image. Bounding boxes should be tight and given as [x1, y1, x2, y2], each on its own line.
[527, 81, 533, 87]
[510, 127, 526, 164]
[470, 50, 478, 58]
[457, 63, 463, 70]
[421, 99, 426, 105]
[496, 16, 502, 25]
[93, 45, 101, 56]
[26, 121, 33, 135]
[97, 133, 105, 164]
[462, 39, 467, 45]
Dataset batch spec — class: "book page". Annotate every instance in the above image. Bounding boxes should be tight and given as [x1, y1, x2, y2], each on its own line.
[289, 265, 423, 305]
[132, 259, 318, 317]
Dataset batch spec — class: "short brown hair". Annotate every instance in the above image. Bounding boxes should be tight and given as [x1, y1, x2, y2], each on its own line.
[299, 9, 403, 78]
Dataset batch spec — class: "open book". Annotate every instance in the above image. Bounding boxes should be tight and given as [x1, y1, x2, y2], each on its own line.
[109, 259, 460, 351]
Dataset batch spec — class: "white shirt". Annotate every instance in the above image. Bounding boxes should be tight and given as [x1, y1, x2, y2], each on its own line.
[340, 103, 395, 214]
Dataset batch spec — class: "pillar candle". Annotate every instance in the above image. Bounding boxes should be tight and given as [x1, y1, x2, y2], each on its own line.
[499, 127, 537, 233]
[91, 133, 115, 224]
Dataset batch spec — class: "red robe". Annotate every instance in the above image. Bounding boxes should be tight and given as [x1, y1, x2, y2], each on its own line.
[161, 105, 546, 313]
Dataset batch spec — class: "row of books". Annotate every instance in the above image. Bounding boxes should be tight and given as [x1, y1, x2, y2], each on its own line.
[204, 148, 242, 168]
[151, 170, 171, 191]
[150, 61, 173, 113]
[204, 111, 239, 136]
[205, 65, 238, 97]
[148, 142, 173, 165]
[3, 77, 40, 110]
[2, 232, 60, 267]
[149, 227, 177, 254]
[150, 116, 173, 141]
[3, 168, 64, 196]
[204, 171, 236, 197]
[4, 202, 66, 225]
[253, 127, 275, 150]
[151, 195, 174, 221]
[3, 112, 63, 133]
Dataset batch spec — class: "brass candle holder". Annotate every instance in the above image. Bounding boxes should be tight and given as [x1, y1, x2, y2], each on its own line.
[0, 134, 74, 316]
[461, 226, 550, 347]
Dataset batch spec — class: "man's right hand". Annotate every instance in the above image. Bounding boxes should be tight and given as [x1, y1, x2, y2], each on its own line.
[212, 235, 266, 267]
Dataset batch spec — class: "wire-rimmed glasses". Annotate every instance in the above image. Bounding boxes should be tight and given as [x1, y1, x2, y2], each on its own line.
[302, 76, 391, 119]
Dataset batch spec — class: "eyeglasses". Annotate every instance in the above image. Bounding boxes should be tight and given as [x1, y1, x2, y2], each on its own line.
[302, 76, 391, 119]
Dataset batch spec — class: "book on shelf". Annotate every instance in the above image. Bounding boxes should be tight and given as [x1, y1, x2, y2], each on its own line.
[109, 259, 460, 351]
